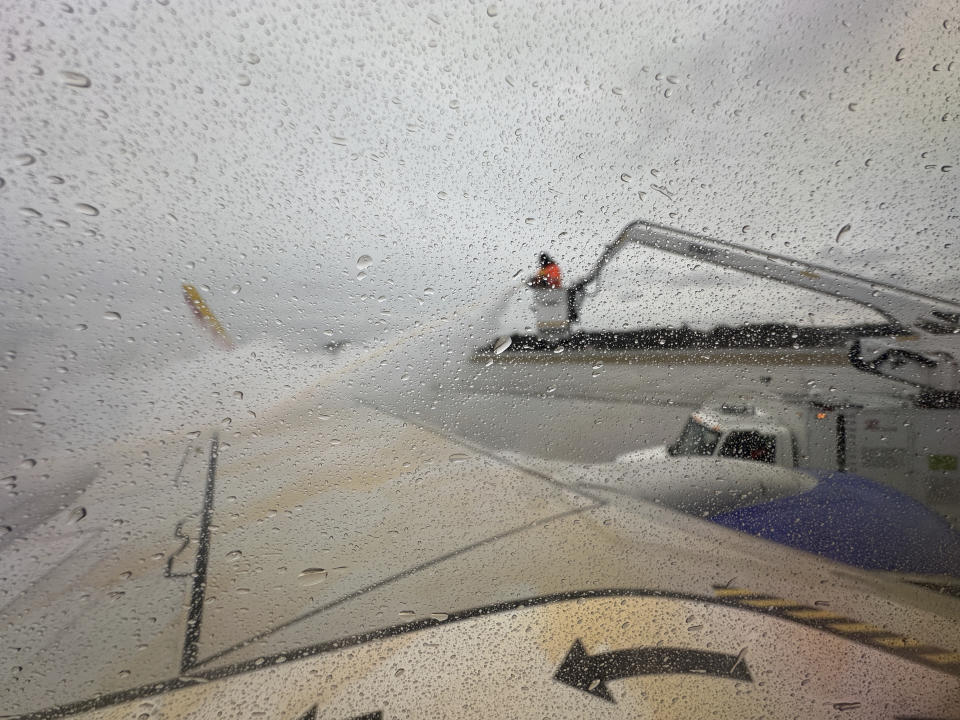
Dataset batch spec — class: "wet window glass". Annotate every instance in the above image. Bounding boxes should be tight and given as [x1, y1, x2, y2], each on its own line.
[668, 419, 721, 457]
[3, 1, 959, 718]
[718, 431, 777, 464]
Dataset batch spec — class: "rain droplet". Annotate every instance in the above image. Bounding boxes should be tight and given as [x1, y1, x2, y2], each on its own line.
[835, 223, 851, 243]
[524, 217, 535, 224]
[847, 102, 858, 111]
[19, 459, 36, 469]
[832, 702, 862, 712]
[246, 53, 260, 65]
[493, 336, 512, 355]
[430, 612, 449, 621]
[230, 284, 241, 294]
[437, 191, 448, 199]
[298, 568, 328, 586]
[611, 86, 624, 95]
[398, 610, 416, 617]
[448, 453, 469, 463]
[60, 71, 91, 88]
[104, 311, 122, 321]
[75, 203, 99, 216]
[356, 271, 367, 281]
[67, 506, 87, 523]
[48, 175, 65, 184]
[19, 207, 42, 218]
[8, 408, 37, 416]
[620, 173, 632, 182]
[448, 99, 459, 109]
[486, 4, 498, 16]
[895, 48, 905, 62]
[0, 177, 5, 190]
[356, 254, 373, 270]
[665, 75, 679, 84]
[226, 550, 243, 560]
[15, 153, 36, 166]
[74, 323, 87, 331]
[423, 287, 434, 295]
[237, 74, 251, 86]
[233, 390, 243, 400]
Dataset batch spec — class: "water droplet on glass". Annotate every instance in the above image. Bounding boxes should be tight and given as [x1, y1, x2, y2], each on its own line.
[104, 311, 121, 321]
[48, 175, 65, 184]
[60, 71, 91, 88]
[19, 459, 36, 469]
[437, 191, 448, 200]
[237, 74, 251, 86]
[0, 177, 5, 190]
[832, 702, 862, 711]
[620, 173, 632, 182]
[298, 568, 328, 586]
[8, 408, 37, 416]
[74, 323, 87, 331]
[895, 48, 905, 62]
[835, 223, 851, 243]
[67, 506, 87, 523]
[448, 99, 459, 109]
[356, 271, 367, 281]
[448, 453, 469, 463]
[398, 610, 416, 617]
[15, 153, 36, 166]
[19, 207, 42, 218]
[423, 287, 434, 295]
[524, 217, 535, 224]
[226, 550, 243, 560]
[230, 284, 241, 295]
[356, 254, 373, 270]
[847, 102, 858, 111]
[246, 53, 260, 64]
[493, 336, 512, 355]
[75, 203, 99, 216]
[611, 86, 624, 95]
[430, 612, 449, 621]
[486, 4, 498, 17]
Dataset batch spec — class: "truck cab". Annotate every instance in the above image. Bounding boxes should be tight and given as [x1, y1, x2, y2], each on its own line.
[667, 406, 797, 468]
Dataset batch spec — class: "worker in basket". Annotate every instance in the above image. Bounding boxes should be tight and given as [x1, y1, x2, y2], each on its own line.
[527, 252, 563, 289]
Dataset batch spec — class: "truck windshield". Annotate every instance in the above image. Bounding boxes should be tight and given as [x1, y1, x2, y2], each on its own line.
[718, 430, 777, 464]
[667, 419, 721, 457]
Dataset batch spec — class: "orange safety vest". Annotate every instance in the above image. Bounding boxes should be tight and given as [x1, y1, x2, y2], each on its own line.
[539, 263, 563, 289]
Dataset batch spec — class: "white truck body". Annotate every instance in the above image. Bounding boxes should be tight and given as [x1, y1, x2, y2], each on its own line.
[640, 395, 960, 522]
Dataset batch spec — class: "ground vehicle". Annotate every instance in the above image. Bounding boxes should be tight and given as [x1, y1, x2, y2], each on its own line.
[535, 221, 960, 397]
[641, 393, 960, 522]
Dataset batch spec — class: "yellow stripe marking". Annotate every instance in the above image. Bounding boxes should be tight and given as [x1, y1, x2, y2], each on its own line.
[872, 636, 924, 649]
[921, 652, 960, 664]
[713, 587, 760, 598]
[785, 609, 843, 620]
[740, 597, 799, 608]
[827, 622, 884, 634]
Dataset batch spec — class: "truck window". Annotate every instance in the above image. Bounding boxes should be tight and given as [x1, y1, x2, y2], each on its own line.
[668, 419, 721, 456]
[718, 431, 777, 464]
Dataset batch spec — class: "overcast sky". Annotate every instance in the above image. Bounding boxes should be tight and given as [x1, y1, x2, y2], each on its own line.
[2, 0, 958, 450]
